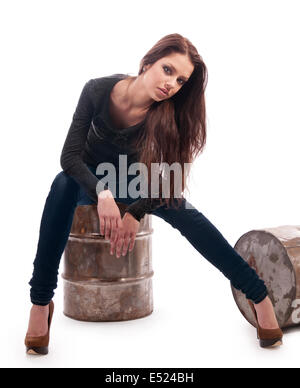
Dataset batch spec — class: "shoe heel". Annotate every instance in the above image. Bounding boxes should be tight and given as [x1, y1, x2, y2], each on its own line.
[259, 338, 282, 348]
[26, 346, 48, 355]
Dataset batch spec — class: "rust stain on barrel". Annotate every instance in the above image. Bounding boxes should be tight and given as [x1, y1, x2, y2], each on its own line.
[269, 253, 279, 263]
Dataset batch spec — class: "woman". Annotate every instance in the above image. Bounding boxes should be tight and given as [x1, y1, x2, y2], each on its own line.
[25, 33, 283, 355]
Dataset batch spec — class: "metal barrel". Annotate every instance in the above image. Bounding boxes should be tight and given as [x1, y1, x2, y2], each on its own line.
[231, 225, 300, 328]
[62, 203, 154, 321]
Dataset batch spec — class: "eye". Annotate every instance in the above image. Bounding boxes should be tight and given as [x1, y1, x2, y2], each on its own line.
[163, 65, 171, 74]
[163, 66, 185, 85]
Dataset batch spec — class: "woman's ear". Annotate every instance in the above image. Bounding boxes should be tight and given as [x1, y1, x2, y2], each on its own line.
[143, 64, 151, 72]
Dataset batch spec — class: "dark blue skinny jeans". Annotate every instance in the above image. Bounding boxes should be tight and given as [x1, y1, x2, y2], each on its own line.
[29, 165, 268, 306]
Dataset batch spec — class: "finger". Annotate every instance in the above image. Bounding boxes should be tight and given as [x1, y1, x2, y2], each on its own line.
[100, 216, 106, 236]
[110, 229, 118, 255]
[116, 237, 124, 258]
[105, 218, 111, 241]
[128, 234, 136, 252]
[122, 234, 131, 256]
[117, 217, 124, 232]
[110, 218, 118, 244]
[110, 238, 116, 255]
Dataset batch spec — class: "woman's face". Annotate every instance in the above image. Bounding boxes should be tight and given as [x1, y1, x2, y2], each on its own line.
[142, 53, 194, 101]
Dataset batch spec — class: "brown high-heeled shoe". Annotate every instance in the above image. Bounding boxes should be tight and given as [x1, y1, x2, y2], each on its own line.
[248, 299, 283, 348]
[25, 300, 54, 355]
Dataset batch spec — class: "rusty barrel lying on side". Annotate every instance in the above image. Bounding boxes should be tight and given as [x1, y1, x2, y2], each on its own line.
[62, 203, 154, 321]
[231, 225, 300, 329]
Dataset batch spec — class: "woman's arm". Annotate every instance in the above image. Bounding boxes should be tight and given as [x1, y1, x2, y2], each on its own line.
[60, 79, 106, 201]
[125, 198, 164, 222]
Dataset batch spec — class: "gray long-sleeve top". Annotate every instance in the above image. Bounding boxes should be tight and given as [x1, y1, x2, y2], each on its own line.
[60, 73, 163, 221]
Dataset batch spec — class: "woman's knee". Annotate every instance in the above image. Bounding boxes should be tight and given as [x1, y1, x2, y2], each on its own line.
[152, 198, 196, 229]
[50, 171, 79, 200]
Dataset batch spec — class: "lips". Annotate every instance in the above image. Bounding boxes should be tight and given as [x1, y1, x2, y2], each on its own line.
[158, 87, 169, 96]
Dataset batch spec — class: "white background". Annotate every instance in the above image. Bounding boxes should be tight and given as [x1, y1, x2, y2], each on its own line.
[1, 0, 299, 368]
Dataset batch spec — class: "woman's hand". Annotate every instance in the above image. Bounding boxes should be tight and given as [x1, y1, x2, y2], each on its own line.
[110, 212, 140, 258]
[97, 190, 123, 244]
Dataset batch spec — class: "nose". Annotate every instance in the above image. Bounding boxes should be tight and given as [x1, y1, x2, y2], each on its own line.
[165, 78, 176, 91]
[164, 83, 172, 94]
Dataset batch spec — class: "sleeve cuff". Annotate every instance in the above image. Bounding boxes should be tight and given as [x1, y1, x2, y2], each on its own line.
[124, 198, 164, 222]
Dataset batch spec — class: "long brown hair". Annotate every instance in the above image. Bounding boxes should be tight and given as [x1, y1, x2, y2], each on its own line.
[129, 33, 208, 209]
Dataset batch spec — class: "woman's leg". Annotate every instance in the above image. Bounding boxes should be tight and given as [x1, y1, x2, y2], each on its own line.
[28, 170, 96, 306]
[151, 198, 268, 304]
[28, 163, 139, 307]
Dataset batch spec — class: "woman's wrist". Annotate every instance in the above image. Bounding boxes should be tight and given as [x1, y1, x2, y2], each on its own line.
[98, 189, 114, 200]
